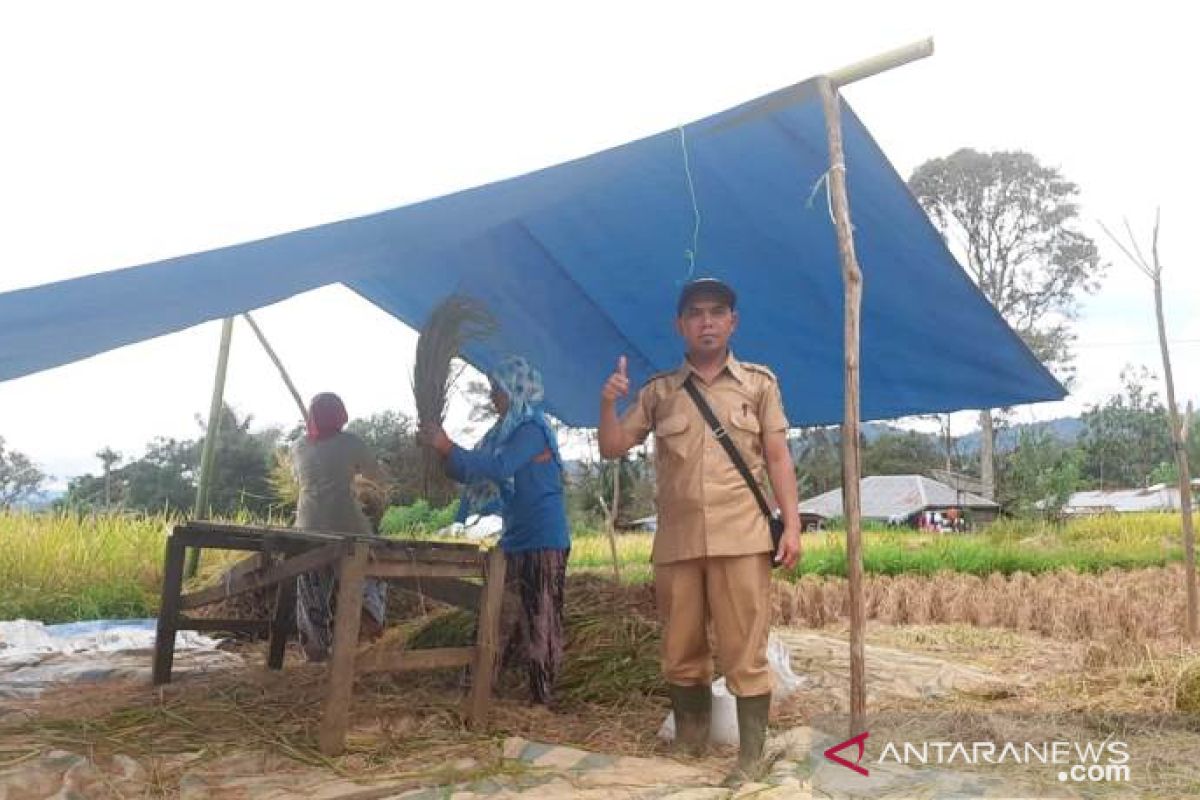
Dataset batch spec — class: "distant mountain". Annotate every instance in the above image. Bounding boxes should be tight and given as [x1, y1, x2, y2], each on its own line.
[862, 421, 901, 443]
[957, 417, 1085, 455]
[13, 488, 65, 511]
[789, 417, 1087, 458]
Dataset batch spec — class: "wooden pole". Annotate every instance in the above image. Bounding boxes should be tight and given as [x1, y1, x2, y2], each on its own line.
[152, 533, 187, 684]
[818, 76, 867, 733]
[979, 410, 996, 501]
[468, 546, 507, 728]
[186, 317, 234, 578]
[608, 460, 623, 584]
[242, 312, 309, 425]
[1101, 211, 1197, 639]
[814, 38, 934, 734]
[1145, 218, 1197, 640]
[318, 541, 367, 755]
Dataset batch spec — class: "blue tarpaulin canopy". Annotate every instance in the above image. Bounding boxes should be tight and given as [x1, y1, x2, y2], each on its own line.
[0, 78, 1064, 426]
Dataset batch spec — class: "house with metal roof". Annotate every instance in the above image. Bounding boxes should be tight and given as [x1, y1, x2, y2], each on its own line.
[799, 474, 1000, 527]
[1062, 480, 1199, 515]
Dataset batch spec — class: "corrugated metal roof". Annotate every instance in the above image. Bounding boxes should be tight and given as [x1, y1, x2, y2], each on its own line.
[1064, 485, 1195, 514]
[799, 475, 998, 519]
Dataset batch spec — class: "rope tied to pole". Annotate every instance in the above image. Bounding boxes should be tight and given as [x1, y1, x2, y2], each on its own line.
[806, 162, 849, 230]
[678, 124, 701, 278]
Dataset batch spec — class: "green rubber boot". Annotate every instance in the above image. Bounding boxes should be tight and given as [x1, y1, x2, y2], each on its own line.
[723, 693, 773, 786]
[667, 683, 712, 757]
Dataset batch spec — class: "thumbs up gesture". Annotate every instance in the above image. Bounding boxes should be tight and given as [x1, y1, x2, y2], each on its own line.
[601, 355, 630, 403]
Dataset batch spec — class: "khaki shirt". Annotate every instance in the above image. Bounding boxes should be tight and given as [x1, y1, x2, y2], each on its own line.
[621, 354, 789, 564]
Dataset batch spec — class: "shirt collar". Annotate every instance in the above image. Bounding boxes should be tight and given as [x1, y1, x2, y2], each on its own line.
[669, 351, 746, 389]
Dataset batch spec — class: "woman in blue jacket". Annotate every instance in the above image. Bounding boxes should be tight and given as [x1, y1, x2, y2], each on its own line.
[419, 356, 570, 707]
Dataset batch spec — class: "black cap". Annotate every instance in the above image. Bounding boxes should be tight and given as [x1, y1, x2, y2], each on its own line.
[677, 278, 736, 316]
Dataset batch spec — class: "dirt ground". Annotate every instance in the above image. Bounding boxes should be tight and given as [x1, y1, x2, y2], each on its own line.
[2, 621, 1199, 799]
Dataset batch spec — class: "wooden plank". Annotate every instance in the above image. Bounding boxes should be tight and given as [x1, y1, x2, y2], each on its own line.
[181, 520, 481, 553]
[177, 617, 272, 633]
[180, 540, 346, 610]
[377, 539, 483, 553]
[152, 535, 187, 685]
[371, 548, 485, 566]
[388, 577, 481, 610]
[318, 543, 368, 756]
[268, 576, 297, 669]
[357, 647, 474, 675]
[174, 528, 272, 551]
[467, 547, 506, 728]
[176, 526, 340, 554]
[366, 562, 482, 580]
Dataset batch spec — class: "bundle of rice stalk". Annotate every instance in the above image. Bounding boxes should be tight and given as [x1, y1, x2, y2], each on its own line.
[413, 294, 497, 478]
[268, 448, 299, 513]
[354, 473, 393, 531]
[403, 577, 665, 708]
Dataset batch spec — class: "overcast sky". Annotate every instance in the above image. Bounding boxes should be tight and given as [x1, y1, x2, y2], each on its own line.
[1, 1, 1196, 486]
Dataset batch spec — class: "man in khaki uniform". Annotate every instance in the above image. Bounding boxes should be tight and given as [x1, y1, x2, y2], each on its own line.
[598, 278, 801, 783]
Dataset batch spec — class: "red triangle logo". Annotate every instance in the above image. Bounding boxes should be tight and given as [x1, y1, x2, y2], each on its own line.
[823, 731, 870, 776]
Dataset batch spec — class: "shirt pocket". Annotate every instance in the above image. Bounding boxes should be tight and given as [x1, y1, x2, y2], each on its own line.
[728, 406, 764, 457]
[654, 412, 691, 458]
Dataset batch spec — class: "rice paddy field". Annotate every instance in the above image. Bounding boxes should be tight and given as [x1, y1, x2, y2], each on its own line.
[4, 509, 1200, 796]
[0, 510, 1190, 623]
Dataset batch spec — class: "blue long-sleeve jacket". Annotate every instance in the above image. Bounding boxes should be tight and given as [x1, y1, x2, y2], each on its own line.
[446, 421, 570, 554]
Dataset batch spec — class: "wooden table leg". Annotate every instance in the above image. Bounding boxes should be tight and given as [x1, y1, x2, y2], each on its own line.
[267, 570, 296, 670]
[467, 547, 506, 729]
[318, 541, 367, 756]
[153, 534, 187, 685]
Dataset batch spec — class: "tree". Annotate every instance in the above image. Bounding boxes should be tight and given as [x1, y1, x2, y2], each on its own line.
[119, 437, 197, 512]
[909, 149, 1105, 498]
[862, 429, 943, 477]
[792, 427, 843, 498]
[0, 436, 46, 508]
[95, 447, 122, 508]
[1079, 366, 1173, 489]
[458, 378, 497, 437]
[346, 409, 456, 506]
[568, 441, 655, 530]
[64, 405, 277, 516]
[1100, 210, 1197, 639]
[200, 406, 281, 517]
[997, 427, 1082, 516]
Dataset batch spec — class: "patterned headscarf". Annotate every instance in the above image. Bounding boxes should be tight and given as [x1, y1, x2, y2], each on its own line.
[459, 356, 562, 521]
[306, 393, 348, 441]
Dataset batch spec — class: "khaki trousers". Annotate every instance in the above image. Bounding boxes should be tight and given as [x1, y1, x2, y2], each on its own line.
[654, 553, 772, 697]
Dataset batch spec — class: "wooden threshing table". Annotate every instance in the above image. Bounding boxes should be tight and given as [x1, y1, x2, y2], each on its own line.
[151, 521, 505, 754]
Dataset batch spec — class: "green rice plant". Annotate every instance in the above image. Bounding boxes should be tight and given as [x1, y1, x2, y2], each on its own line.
[1, 510, 244, 622]
[0, 510, 170, 621]
[380, 499, 460, 537]
[2, 510, 1188, 622]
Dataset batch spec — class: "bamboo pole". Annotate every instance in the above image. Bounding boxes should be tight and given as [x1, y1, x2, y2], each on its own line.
[242, 312, 309, 425]
[186, 317, 235, 578]
[827, 38, 934, 88]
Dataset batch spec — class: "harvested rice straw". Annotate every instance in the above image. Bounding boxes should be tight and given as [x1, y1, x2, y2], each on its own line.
[413, 295, 497, 488]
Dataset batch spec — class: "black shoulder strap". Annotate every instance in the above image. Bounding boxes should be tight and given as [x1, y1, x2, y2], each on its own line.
[682, 375, 774, 520]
